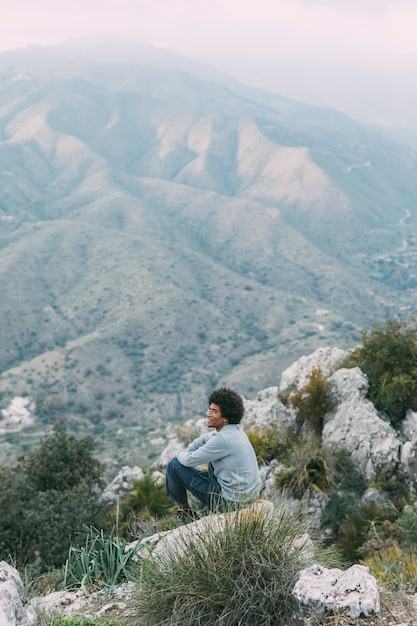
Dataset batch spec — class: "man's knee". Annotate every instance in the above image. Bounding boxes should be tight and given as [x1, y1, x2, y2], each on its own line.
[166, 457, 182, 477]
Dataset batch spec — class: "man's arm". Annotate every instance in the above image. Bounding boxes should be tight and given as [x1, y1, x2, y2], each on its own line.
[177, 432, 227, 467]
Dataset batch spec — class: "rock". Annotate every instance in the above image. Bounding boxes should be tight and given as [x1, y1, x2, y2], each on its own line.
[292, 563, 380, 619]
[242, 386, 294, 431]
[100, 465, 145, 505]
[157, 418, 209, 467]
[279, 346, 347, 394]
[360, 487, 397, 515]
[401, 409, 417, 443]
[323, 367, 401, 481]
[31, 582, 137, 621]
[139, 500, 277, 562]
[0, 561, 36, 626]
[400, 410, 417, 483]
[156, 437, 183, 467]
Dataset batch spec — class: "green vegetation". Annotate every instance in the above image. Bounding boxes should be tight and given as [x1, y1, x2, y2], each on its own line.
[246, 426, 293, 464]
[134, 501, 337, 626]
[344, 317, 417, 427]
[64, 525, 146, 591]
[275, 436, 333, 498]
[118, 474, 173, 535]
[39, 617, 120, 626]
[0, 422, 105, 569]
[363, 543, 417, 591]
[288, 366, 332, 436]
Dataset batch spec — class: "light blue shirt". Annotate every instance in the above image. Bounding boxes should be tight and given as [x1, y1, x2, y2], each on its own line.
[176, 424, 262, 502]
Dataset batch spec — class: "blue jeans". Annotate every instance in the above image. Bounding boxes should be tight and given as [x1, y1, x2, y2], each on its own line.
[165, 458, 231, 511]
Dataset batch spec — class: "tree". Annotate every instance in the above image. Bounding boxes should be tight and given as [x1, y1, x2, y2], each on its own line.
[346, 318, 417, 427]
[0, 422, 105, 568]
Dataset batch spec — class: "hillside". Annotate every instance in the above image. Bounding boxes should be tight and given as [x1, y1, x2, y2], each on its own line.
[1, 39, 417, 472]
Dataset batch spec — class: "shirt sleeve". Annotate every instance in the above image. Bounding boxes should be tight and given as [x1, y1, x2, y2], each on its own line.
[177, 432, 227, 467]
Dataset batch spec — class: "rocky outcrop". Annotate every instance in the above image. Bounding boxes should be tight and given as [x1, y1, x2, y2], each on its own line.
[279, 346, 347, 394]
[400, 410, 417, 480]
[293, 563, 380, 619]
[28, 503, 382, 625]
[100, 465, 145, 505]
[242, 386, 291, 431]
[323, 367, 401, 481]
[0, 561, 36, 626]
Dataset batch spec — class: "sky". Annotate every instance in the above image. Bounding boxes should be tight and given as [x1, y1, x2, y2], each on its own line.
[2, 0, 417, 128]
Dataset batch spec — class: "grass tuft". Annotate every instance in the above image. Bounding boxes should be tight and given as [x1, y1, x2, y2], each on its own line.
[134, 499, 338, 625]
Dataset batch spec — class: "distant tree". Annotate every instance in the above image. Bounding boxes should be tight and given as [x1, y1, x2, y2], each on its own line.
[0, 421, 105, 568]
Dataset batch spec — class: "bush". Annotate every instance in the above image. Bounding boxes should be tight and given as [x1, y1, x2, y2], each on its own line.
[246, 426, 292, 464]
[135, 500, 336, 625]
[344, 318, 417, 426]
[118, 474, 173, 535]
[0, 422, 105, 568]
[289, 367, 332, 436]
[363, 542, 417, 591]
[275, 437, 333, 499]
[64, 525, 145, 591]
[397, 499, 417, 544]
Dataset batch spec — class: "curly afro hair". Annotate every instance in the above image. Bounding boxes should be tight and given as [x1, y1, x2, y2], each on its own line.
[208, 387, 244, 424]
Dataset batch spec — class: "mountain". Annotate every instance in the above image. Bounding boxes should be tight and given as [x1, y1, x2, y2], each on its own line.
[1, 39, 417, 473]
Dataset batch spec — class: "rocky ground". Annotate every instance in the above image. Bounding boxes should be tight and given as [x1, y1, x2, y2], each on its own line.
[32, 583, 416, 625]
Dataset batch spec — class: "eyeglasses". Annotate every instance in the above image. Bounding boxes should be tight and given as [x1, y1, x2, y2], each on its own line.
[207, 407, 220, 415]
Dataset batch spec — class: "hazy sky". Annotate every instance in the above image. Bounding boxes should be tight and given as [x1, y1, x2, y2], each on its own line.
[2, 0, 417, 126]
[3, 0, 417, 60]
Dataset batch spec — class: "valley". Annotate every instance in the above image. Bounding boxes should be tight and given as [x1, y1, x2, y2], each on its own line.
[0, 40, 417, 473]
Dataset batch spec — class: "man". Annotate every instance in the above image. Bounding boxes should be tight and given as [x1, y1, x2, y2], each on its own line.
[165, 387, 262, 518]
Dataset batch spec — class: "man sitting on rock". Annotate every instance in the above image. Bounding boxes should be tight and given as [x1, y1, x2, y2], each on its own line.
[165, 387, 262, 519]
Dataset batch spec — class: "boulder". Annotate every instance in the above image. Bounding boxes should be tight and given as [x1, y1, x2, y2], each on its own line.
[323, 367, 401, 481]
[100, 465, 145, 505]
[292, 563, 380, 619]
[0, 561, 36, 626]
[400, 410, 417, 483]
[242, 386, 293, 431]
[279, 346, 347, 394]
[132, 500, 278, 562]
[157, 418, 209, 467]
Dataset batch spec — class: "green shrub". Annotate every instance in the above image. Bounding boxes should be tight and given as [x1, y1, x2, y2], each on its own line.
[135, 500, 336, 625]
[118, 474, 173, 533]
[275, 437, 333, 498]
[331, 449, 368, 494]
[363, 542, 417, 591]
[64, 525, 145, 591]
[246, 426, 292, 464]
[344, 318, 417, 426]
[0, 422, 105, 568]
[323, 495, 397, 564]
[397, 500, 417, 544]
[289, 367, 332, 436]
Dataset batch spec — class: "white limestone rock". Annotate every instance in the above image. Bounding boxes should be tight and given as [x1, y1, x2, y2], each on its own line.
[279, 346, 347, 394]
[157, 418, 209, 467]
[242, 387, 294, 431]
[292, 563, 380, 619]
[323, 367, 401, 481]
[399, 410, 417, 482]
[157, 437, 183, 467]
[145, 500, 277, 562]
[402, 409, 417, 443]
[0, 561, 36, 626]
[100, 465, 145, 505]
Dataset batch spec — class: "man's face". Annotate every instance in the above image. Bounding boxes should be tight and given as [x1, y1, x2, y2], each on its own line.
[206, 403, 228, 432]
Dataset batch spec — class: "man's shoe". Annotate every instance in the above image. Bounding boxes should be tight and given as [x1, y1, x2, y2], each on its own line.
[176, 508, 200, 522]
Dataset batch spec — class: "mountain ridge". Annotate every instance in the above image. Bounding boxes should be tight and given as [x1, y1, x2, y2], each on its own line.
[0, 40, 416, 471]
